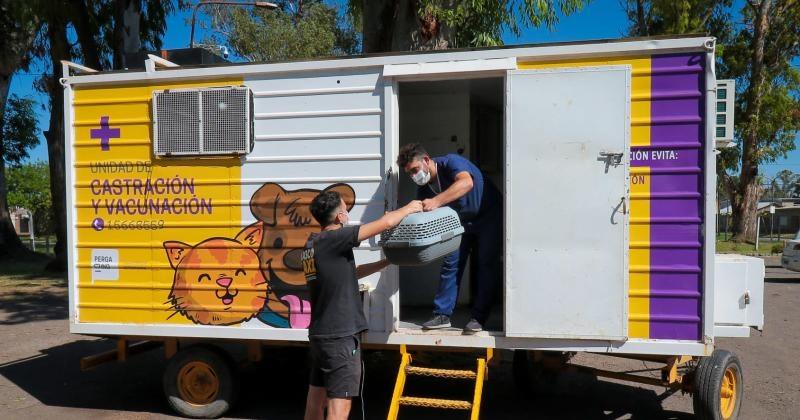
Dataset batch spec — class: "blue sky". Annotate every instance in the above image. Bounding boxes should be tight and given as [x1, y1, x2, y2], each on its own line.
[9, 0, 800, 179]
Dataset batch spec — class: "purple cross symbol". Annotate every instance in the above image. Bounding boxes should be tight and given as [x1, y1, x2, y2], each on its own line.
[90, 116, 120, 151]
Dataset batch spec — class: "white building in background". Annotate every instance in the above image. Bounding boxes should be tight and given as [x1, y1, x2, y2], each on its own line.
[10, 207, 33, 237]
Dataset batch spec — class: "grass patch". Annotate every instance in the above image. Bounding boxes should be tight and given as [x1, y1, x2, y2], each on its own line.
[0, 257, 65, 288]
[716, 236, 787, 255]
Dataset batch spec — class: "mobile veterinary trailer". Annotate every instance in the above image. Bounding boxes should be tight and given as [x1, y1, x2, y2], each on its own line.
[63, 35, 763, 419]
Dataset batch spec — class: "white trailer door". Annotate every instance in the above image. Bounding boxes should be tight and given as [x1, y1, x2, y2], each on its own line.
[506, 67, 630, 340]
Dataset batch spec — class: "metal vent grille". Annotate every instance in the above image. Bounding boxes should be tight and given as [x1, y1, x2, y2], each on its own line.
[154, 90, 200, 154]
[153, 87, 252, 157]
[202, 88, 248, 153]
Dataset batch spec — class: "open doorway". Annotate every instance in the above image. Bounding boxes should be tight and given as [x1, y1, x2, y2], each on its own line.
[395, 77, 505, 333]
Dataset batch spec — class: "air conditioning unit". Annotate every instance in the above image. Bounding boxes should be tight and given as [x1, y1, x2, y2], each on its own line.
[152, 86, 253, 157]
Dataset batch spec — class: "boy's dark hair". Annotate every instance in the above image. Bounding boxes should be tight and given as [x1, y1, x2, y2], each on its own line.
[396, 143, 428, 168]
[310, 191, 342, 227]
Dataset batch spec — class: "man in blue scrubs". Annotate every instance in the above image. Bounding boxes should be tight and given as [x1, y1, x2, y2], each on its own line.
[397, 143, 503, 333]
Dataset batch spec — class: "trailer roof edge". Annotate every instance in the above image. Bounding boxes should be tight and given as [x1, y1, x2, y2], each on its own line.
[63, 35, 714, 86]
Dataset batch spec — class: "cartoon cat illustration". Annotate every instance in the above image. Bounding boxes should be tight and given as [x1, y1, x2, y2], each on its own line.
[249, 183, 356, 329]
[164, 224, 268, 326]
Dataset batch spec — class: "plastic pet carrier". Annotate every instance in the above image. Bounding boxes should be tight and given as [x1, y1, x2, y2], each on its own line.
[380, 207, 465, 266]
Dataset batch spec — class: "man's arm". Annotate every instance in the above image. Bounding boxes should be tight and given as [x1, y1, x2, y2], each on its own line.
[356, 259, 390, 279]
[423, 171, 473, 211]
[357, 200, 423, 242]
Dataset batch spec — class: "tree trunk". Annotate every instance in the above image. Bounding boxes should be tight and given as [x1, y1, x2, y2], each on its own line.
[45, 16, 69, 270]
[635, 0, 648, 36]
[0, 76, 26, 257]
[361, 0, 453, 53]
[731, 0, 771, 243]
[112, 0, 142, 69]
[70, 0, 103, 69]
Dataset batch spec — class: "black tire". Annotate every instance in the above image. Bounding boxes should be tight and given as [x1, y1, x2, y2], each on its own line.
[692, 349, 743, 420]
[512, 350, 532, 393]
[163, 345, 239, 419]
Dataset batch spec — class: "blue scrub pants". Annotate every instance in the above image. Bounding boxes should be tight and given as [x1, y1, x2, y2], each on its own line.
[433, 206, 502, 324]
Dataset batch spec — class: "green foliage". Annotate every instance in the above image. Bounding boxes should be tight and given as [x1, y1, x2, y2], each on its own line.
[766, 169, 799, 199]
[713, 2, 800, 170]
[0, 0, 43, 74]
[771, 242, 784, 254]
[1, 95, 38, 165]
[7, 161, 52, 235]
[622, 0, 733, 38]
[628, 1, 800, 241]
[205, 0, 359, 62]
[416, 0, 589, 47]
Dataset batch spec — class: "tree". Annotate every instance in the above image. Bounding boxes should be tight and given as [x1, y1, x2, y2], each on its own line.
[7, 161, 52, 236]
[0, 1, 43, 257]
[721, 1, 800, 242]
[31, 0, 184, 269]
[352, 0, 588, 53]
[204, 0, 359, 62]
[0, 96, 40, 257]
[767, 169, 798, 199]
[622, 0, 732, 37]
[623, 0, 800, 243]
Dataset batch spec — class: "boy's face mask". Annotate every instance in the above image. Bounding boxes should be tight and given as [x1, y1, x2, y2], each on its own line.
[337, 204, 350, 226]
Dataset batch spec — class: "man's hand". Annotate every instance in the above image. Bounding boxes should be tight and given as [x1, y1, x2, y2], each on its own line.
[422, 198, 441, 211]
[402, 200, 424, 215]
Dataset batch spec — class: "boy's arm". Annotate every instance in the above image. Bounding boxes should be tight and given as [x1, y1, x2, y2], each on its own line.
[357, 200, 423, 242]
[356, 259, 390, 279]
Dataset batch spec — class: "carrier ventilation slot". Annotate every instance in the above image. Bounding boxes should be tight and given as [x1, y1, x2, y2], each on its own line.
[152, 87, 253, 157]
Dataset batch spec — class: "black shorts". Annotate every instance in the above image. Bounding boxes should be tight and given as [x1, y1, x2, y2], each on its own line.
[309, 334, 362, 398]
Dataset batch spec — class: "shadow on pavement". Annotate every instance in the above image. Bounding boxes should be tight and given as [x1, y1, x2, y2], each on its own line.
[765, 277, 800, 284]
[0, 338, 169, 414]
[0, 338, 693, 419]
[0, 287, 68, 325]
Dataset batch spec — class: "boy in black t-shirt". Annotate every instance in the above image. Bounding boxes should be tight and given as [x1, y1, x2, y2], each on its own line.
[302, 190, 422, 420]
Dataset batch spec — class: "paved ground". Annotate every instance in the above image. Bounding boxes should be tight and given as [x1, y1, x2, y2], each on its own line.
[0, 258, 797, 419]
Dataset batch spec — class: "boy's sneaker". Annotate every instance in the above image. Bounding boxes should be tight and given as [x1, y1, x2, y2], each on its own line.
[421, 314, 451, 330]
[463, 319, 483, 334]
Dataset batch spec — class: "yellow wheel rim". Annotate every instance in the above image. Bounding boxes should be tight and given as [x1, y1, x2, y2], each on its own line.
[177, 361, 220, 406]
[720, 366, 738, 419]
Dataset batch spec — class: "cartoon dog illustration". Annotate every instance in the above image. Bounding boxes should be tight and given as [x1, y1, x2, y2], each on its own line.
[249, 183, 356, 328]
[163, 224, 268, 325]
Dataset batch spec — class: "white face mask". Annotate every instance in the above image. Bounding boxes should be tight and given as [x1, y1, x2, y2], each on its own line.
[412, 168, 430, 186]
[338, 208, 349, 225]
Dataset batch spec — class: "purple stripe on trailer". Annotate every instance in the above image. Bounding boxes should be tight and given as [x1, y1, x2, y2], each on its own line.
[649, 54, 705, 340]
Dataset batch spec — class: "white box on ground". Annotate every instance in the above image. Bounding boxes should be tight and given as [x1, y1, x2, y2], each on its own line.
[714, 254, 765, 337]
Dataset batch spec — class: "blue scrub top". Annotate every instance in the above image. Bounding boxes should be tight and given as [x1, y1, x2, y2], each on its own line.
[417, 154, 502, 222]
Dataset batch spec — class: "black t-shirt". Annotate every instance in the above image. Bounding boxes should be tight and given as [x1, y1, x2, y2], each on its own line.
[302, 225, 368, 338]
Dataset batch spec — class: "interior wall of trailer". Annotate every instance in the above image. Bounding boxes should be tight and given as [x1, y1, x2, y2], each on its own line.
[398, 83, 472, 306]
[397, 78, 504, 317]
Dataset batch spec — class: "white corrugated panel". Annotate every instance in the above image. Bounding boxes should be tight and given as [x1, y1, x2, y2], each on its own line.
[242, 68, 389, 332]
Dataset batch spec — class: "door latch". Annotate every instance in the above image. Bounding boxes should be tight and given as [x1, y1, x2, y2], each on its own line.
[384, 167, 393, 213]
[599, 151, 624, 166]
[744, 290, 750, 305]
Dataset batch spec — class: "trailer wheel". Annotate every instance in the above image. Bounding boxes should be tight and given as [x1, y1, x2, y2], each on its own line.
[693, 349, 743, 420]
[163, 345, 239, 419]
